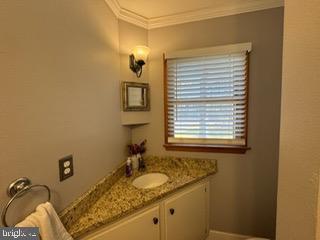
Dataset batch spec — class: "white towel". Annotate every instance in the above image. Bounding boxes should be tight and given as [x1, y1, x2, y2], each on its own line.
[16, 202, 73, 240]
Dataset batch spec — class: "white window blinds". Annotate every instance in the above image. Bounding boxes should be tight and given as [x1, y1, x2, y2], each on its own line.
[165, 44, 250, 146]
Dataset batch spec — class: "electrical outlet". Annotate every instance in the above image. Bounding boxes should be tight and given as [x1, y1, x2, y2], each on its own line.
[59, 155, 74, 181]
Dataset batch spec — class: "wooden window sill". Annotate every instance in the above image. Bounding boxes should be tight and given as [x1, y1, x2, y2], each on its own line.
[163, 143, 251, 154]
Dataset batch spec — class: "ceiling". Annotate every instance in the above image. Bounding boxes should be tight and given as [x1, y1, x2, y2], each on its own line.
[105, 0, 284, 29]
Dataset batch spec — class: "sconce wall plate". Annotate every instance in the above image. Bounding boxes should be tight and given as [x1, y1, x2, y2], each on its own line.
[129, 54, 145, 78]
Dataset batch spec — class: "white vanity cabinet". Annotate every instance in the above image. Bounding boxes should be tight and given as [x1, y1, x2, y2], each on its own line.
[163, 183, 209, 240]
[81, 180, 209, 240]
[83, 206, 160, 240]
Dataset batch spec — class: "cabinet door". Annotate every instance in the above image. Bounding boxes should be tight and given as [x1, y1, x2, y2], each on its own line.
[164, 183, 208, 240]
[88, 206, 160, 240]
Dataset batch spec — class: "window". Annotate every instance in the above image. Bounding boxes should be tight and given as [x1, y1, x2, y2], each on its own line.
[163, 43, 251, 153]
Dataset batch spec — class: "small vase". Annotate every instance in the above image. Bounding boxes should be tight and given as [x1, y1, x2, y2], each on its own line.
[131, 154, 139, 170]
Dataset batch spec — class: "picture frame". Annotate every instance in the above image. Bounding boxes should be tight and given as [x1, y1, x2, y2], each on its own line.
[122, 82, 150, 112]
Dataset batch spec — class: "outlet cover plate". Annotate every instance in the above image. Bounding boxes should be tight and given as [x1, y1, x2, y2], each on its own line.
[59, 155, 74, 182]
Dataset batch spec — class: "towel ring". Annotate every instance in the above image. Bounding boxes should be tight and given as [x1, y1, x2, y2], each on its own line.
[1, 177, 51, 227]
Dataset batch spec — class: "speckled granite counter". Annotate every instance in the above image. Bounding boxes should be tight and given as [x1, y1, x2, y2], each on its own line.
[59, 156, 217, 239]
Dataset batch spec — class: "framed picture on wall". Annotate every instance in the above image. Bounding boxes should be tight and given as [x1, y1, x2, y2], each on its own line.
[122, 82, 150, 112]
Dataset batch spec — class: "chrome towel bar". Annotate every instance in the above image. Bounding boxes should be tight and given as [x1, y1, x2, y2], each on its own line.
[1, 177, 51, 227]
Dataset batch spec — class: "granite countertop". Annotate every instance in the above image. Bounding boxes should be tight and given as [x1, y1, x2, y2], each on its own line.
[60, 156, 217, 239]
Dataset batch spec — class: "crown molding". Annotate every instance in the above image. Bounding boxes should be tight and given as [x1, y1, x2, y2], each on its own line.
[104, 0, 148, 28]
[118, 8, 148, 29]
[104, 0, 121, 17]
[148, 0, 284, 29]
[105, 0, 284, 30]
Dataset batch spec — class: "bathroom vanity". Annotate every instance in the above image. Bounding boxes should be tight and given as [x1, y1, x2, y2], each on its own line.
[81, 180, 209, 240]
[59, 156, 217, 239]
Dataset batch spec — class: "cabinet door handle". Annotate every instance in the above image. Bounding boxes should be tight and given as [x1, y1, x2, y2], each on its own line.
[153, 217, 159, 225]
[169, 208, 175, 215]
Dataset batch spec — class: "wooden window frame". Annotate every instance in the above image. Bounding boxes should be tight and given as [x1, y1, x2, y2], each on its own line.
[163, 53, 251, 154]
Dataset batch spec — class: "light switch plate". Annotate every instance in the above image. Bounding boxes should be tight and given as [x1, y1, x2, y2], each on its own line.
[59, 155, 74, 181]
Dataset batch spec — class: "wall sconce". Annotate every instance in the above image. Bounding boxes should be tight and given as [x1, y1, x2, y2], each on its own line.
[129, 45, 150, 78]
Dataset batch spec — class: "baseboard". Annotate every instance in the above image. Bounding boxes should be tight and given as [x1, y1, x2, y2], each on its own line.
[207, 230, 253, 240]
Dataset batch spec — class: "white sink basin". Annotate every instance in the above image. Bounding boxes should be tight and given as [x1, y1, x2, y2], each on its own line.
[132, 173, 169, 189]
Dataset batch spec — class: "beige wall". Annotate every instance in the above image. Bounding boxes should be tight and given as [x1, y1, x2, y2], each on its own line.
[132, 8, 284, 238]
[0, 0, 131, 225]
[276, 1, 320, 239]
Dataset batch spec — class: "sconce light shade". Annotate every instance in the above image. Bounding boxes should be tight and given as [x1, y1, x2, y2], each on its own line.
[132, 46, 150, 63]
[129, 45, 150, 78]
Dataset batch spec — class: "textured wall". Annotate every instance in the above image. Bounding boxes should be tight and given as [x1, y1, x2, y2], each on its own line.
[0, 0, 130, 225]
[276, 1, 320, 239]
[131, 8, 284, 238]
